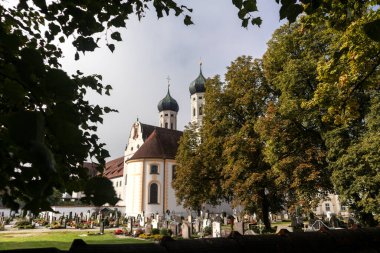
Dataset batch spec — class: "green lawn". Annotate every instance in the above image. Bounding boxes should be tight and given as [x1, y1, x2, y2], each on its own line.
[0, 230, 148, 251]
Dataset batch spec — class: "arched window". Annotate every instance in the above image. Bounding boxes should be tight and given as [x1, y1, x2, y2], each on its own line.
[170, 123, 173, 129]
[199, 106, 203, 116]
[165, 122, 168, 128]
[193, 107, 196, 116]
[149, 183, 158, 204]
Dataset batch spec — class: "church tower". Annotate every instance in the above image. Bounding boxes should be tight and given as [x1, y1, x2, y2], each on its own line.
[189, 63, 206, 126]
[157, 85, 179, 130]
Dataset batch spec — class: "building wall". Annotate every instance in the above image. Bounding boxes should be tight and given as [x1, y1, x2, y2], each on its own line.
[314, 194, 349, 217]
[167, 161, 187, 216]
[110, 176, 125, 206]
[159, 110, 177, 130]
[125, 161, 144, 216]
[143, 159, 165, 215]
[124, 122, 145, 160]
[190, 92, 205, 126]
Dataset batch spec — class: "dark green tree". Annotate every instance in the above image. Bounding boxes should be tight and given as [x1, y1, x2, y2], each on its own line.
[0, 0, 191, 214]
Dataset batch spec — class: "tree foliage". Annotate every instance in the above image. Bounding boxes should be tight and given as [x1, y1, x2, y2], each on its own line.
[176, 2, 379, 226]
[175, 57, 283, 229]
[258, 21, 337, 212]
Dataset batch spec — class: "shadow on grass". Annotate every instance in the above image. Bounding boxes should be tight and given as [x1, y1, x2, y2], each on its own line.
[0, 239, 148, 251]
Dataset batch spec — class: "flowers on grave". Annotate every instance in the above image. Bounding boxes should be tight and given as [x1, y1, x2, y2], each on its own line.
[14, 219, 35, 229]
[133, 228, 143, 237]
[138, 233, 163, 241]
[114, 229, 124, 235]
[50, 221, 61, 229]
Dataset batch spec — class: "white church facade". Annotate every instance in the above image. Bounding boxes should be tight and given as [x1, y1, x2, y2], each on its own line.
[103, 65, 207, 216]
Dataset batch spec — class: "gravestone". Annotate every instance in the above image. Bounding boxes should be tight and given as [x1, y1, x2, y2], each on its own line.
[152, 219, 158, 229]
[235, 221, 245, 235]
[244, 230, 257, 235]
[63, 217, 67, 229]
[181, 222, 190, 239]
[203, 218, 211, 228]
[194, 219, 201, 233]
[170, 222, 179, 236]
[145, 223, 153, 234]
[212, 221, 221, 238]
[214, 216, 222, 223]
[128, 218, 133, 234]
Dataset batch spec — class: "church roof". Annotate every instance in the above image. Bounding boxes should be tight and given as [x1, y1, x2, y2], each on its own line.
[103, 156, 124, 179]
[129, 127, 182, 160]
[157, 88, 179, 112]
[140, 123, 156, 141]
[189, 64, 206, 95]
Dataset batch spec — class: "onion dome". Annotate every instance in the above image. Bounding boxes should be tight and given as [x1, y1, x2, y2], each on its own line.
[157, 87, 179, 112]
[189, 63, 206, 95]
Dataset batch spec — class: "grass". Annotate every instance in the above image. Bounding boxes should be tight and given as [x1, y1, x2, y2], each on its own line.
[0, 230, 148, 251]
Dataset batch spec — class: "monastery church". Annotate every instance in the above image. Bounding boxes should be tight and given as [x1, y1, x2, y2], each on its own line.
[103, 65, 208, 217]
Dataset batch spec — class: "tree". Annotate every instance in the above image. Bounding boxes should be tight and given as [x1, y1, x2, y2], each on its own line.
[260, 11, 379, 224]
[175, 57, 283, 229]
[302, 4, 380, 225]
[257, 21, 337, 213]
[0, 0, 192, 214]
[173, 122, 224, 210]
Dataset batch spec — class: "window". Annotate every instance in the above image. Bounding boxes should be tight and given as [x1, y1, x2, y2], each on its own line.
[164, 113, 168, 116]
[341, 205, 347, 211]
[171, 123, 173, 129]
[172, 165, 177, 180]
[131, 147, 133, 151]
[165, 122, 168, 128]
[120, 181, 122, 186]
[199, 106, 203, 116]
[125, 175, 127, 185]
[149, 183, 158, 204]
[193, 97, 195, 101]
[137, 144, 140, 148]
[325, 203, 330, 212]
[150, 165, 158, 174]
[199, 96, 202, 99]
[116, 181, 118, 187]
[170, 114, 173, 117]
[193, 107, 196, 116]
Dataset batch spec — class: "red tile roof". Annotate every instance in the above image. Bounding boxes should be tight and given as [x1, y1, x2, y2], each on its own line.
[129, 127, 182, 160]
[103, 156, 124, 179]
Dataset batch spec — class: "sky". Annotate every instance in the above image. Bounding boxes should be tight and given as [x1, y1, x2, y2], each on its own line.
[60, 0, 284, 161]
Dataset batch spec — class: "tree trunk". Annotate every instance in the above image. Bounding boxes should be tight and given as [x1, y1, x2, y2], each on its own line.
[260, 190, 271, 230]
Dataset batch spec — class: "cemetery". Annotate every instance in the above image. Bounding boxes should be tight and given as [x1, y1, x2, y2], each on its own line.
[1, 205, 379, 252]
